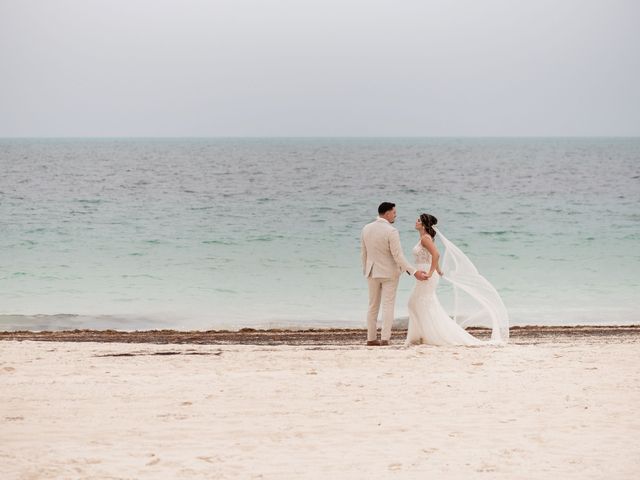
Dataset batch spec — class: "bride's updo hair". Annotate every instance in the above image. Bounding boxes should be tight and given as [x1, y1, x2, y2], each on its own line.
[420, 213, 438, 238]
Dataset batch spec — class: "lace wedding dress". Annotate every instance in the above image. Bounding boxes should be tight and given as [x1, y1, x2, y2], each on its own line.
[405, 228, 509, 346]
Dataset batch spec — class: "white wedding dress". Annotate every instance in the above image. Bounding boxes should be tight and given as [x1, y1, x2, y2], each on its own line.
[405, 228, 509, 346]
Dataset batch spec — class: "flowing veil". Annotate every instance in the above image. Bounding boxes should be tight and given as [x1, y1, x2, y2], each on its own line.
[435, 227, 509, 342]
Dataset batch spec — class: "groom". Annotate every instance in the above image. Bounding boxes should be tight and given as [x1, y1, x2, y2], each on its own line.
[361, 202, 428, 346]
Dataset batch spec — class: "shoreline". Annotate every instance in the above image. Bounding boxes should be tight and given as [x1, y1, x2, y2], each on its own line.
[2, 324, 639, 345]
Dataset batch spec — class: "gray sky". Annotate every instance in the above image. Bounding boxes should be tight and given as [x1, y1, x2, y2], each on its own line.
[1, 0, 639, 137]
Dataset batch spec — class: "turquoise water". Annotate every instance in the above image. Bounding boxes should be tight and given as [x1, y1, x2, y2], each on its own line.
[1, 138, 638, 331]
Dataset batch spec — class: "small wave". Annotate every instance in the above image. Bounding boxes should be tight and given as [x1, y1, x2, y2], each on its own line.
[202, 239, 235, 245]
[121, 274, 159, 279]
[247, 235, 284, 242]
[0, 314, 170, 332]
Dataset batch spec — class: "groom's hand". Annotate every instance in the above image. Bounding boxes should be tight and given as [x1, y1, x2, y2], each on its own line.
[414, 270, 429, 281]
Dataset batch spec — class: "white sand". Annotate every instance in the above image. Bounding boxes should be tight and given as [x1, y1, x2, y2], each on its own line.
[1, 338, 639, 479]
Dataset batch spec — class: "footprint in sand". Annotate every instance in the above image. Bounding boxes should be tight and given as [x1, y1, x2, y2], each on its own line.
[476, 463, 497, 473]
[157, 413, 189, 420]
[197, 456, 223, 464]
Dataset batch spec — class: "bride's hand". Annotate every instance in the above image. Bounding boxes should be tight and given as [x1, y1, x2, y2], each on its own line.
[414, 270, 429, 281]
[437, 268, 443, 276]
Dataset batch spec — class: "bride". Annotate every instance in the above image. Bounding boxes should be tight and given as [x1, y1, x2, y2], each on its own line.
[406, 213, 509, 346]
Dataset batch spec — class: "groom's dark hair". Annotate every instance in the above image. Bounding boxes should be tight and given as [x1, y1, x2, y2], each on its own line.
[378, 202, 396, 215]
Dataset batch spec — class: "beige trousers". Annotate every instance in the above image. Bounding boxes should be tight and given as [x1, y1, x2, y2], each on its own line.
[366, 275, 400, 341]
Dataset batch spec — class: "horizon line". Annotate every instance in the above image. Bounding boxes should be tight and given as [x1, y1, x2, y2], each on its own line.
[1, 135, 640, 140]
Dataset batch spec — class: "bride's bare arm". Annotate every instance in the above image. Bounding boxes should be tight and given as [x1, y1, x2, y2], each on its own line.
[420, 234, 443, 277]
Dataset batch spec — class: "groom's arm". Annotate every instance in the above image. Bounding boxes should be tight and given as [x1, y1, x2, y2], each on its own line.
[389, 230, 417, 276]
[360, 232, 367, 274]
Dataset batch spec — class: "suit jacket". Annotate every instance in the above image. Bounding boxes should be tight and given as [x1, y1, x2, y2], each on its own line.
[361, 218, 416, 278]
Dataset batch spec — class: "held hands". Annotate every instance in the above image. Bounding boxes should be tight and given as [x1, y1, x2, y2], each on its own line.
[413, 269, 443, 281]
[414, 270, 430, 281]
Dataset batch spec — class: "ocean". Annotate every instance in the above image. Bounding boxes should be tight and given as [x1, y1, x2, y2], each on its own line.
[1, 138, 638, 331]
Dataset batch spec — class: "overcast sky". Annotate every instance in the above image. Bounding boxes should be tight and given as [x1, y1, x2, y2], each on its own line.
[1, 0, 638, 137]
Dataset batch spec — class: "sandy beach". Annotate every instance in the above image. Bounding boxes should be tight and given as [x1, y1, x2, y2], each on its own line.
[2, 326, 639, 479]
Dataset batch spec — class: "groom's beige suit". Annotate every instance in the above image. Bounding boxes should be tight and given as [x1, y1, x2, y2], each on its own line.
[361, 217, 416, 342]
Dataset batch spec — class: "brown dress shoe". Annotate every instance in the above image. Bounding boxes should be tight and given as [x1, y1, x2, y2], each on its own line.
[366, 340, 381, 346]
[379, 340, 390, 346]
